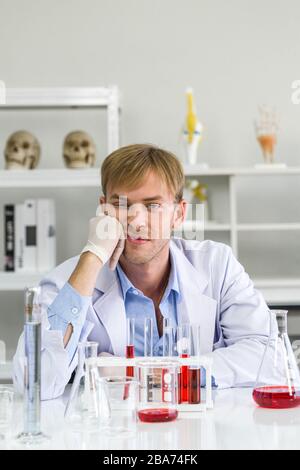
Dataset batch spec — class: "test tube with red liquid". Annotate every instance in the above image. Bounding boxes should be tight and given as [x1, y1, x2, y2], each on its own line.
[123, 318, 135, 400]
[177, 324, 191, 403]
[188, 324, 201, 404]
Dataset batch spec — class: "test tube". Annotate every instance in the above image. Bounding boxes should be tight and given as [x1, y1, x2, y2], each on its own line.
[162, 317, 174, 357]
[162, 318, 175, 403]
[15, 287, 50, 446]
[177, 324, 191, 404]
[124, 318, 135, 400]
[188, 324, 201, 404]
[144, 318, 153, 357]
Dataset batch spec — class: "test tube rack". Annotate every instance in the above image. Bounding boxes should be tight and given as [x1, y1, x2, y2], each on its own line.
[87, 355, 214, 413]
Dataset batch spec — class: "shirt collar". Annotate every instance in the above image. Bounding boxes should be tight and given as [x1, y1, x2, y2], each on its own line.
[116, 248, 181, 302]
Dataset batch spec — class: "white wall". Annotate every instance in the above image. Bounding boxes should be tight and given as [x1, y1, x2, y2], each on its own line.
[1, 0, 300, 357]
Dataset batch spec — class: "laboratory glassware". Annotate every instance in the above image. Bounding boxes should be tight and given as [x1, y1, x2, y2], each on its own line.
[15, 287, 50, 446]
[253, 310, 300, 409]
[177, 324, 191, 403]
[126, 317, 135, 375]
[188, 324, 201, 404]
[144, 317, 153, 357]
[137, 359, 179, 423]
[65, 341, 109, 430]
[0, 387, 13, 440]
[162, 318, 175, 402]
[123, 318, 135, 400]
[163, 317, 174, 357]
[97, 376, 138, 437]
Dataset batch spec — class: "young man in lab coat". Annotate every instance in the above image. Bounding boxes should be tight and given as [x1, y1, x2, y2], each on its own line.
[14, 144, 270, 400]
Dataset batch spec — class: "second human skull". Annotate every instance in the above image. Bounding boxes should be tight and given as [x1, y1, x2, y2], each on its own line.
[63, 131, 96, 169]
[4, 131, 41, 170]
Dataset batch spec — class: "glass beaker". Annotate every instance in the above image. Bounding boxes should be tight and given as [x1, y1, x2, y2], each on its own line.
[137, 359, 179, 423]
[253, 310, 300, 409]
[97, 376, 138, 438]
[65, 341, 109, 430]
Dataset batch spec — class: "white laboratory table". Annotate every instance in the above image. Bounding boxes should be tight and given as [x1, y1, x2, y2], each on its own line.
[1, 387, 300, 450]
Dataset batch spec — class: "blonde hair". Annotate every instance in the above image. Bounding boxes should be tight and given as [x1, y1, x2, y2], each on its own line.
[101, 144, 185, 202]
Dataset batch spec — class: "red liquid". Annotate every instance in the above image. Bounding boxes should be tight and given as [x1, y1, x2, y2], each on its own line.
[178, 353, 189, 403]
[253, 386, 300, 409]
[126, 345, 135, 377]
[123, 345, 135, 400]
[188, 368, 201, 404]
[138, 408, 178, 423]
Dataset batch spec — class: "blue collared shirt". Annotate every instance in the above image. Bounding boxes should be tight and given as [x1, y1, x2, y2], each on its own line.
[116, 250, 181, 357]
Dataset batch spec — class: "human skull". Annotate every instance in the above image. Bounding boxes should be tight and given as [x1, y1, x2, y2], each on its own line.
[63, 131, 96, 169]
[4, 131, 41, 170]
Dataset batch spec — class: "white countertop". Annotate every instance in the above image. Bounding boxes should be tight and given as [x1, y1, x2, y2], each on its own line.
[1, 387, 300, 450]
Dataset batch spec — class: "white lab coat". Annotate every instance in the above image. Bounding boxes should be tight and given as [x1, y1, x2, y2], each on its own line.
[13, 238, 270, 400]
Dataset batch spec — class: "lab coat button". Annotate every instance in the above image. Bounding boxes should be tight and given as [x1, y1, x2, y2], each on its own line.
[71, 307, 79, 315]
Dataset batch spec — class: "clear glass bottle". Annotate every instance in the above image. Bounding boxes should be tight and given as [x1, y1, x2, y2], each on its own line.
[253, 310, 300, 409]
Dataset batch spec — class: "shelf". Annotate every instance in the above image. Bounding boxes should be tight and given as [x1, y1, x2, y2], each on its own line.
[0, 272, 45, 290]
[2, 166, 300, 189]
[184, 165, 300, 176]
[254, 278, 300, 306]
[237, 223, 300, 231]
[0, 168, 101, 188]
[180, 221, 231, 231]
[0, 87, 119, 108]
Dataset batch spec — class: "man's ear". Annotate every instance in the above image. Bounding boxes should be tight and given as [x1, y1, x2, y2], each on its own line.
[172, 200, 187, 230]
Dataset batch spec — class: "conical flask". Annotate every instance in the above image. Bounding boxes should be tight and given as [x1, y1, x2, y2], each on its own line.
[65, 341, 110, 431]
[253, 310, 300, 409]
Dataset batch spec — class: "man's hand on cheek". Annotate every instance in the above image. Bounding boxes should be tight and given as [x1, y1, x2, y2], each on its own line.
[81, 207, 126, 270]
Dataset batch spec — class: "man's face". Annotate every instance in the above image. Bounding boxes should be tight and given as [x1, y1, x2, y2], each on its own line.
[100, 171, 186, 265]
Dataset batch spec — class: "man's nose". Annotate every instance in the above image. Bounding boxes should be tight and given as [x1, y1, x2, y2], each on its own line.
[128, 204, 147, 230]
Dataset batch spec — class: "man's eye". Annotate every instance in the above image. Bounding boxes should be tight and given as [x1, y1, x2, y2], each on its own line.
[147, 203, 161, 211]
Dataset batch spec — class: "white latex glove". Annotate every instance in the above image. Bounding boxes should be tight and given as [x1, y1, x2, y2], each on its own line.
[81, 212, 126, 270]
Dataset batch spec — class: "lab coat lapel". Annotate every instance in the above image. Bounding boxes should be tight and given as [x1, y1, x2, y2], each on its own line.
[171, 242, 217, 354]
[93, 265, 127, 357]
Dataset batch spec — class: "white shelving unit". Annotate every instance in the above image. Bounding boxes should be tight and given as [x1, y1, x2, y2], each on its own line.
[0, 86, 120, 290]
[1, 87, 120, 153]
[1, 166, 300, 304]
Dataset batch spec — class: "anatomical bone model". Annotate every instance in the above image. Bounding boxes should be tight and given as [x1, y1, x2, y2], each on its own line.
[63, 131, 96, 169]
[254, 106, 279, 165]
[182, 88, 204, 165]
[4, 131, 41, 170]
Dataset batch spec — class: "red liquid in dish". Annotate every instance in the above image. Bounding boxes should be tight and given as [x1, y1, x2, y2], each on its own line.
[188, 368, 201, 404]
[253, 386, 300, 409]
[178, 353, 189, 403]
[138, 408, 178, 423]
